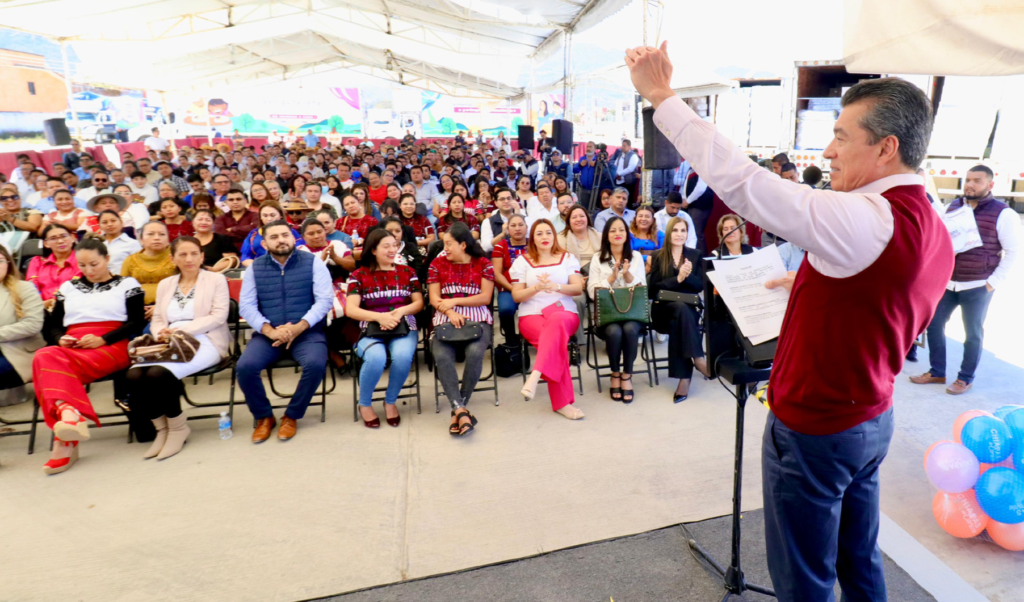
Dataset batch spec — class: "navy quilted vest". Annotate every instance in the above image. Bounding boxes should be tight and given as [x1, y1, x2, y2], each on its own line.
[252, 251, 320, 330]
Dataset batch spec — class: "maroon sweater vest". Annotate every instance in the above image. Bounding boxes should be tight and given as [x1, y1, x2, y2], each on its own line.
[947, 194, 1007, 282]
[768, 185, 954, 435]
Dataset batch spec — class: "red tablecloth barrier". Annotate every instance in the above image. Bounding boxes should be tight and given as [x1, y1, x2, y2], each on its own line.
[0, 145, 111, 178]
[114, 141, 147, 162]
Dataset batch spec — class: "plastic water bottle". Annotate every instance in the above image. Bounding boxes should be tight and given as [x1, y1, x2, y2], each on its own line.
[218, 412, 233, 440]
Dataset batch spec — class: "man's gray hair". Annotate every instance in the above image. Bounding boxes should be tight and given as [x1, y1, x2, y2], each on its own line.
[613, 186, 630, 197]
[840, 78, 933, 170]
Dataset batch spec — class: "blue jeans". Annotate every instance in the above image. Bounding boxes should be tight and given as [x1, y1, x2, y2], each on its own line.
[237, 330, 327, 420]
[355, 330, 418, 407]
[497, 290, 520, 343]
[926, 287, 994, 384]
[762, 408, 894, 602]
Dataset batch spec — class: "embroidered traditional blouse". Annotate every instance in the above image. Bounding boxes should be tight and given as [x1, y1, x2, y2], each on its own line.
[346, 264, 420, 331]
[427, 255, 495, 326]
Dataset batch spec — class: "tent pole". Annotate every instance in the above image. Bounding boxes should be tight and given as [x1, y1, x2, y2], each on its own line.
[60, 39, 82, 143]
[641, 0, 653, 206]
[206, 99, 214, 146]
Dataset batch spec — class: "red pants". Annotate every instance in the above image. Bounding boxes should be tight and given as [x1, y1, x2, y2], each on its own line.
[519, 310, 580, 411]
[33, 322, 131, 428]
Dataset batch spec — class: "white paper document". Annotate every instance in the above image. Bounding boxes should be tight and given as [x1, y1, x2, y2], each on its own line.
[705, 245, 791, 344]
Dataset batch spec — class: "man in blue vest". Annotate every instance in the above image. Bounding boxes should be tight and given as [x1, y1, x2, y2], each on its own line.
[912, 164, 1020, 394]
[238, 221, 334, 442]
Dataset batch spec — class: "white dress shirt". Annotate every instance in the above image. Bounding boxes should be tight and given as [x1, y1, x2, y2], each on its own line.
[104, 232, 143, 274]
[614, 151, 640, 185]
[587, 250, 647, 300]
[654, 95, 902, 279]
[654, 208, 697, 249]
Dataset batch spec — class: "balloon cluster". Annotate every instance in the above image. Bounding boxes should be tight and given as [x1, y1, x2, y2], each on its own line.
[926, 406, 1024, 550]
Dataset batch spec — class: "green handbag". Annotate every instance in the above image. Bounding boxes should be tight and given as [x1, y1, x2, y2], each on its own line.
[595, 286, 651, 327]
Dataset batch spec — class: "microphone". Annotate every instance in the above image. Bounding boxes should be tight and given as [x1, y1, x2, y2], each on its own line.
[717, 217, 749, 259]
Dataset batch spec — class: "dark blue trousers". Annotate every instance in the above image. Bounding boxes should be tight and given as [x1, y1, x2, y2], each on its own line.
[238, 330, 327, 421]
[762, 408, 894, 602]
[926, 287, 994, 384]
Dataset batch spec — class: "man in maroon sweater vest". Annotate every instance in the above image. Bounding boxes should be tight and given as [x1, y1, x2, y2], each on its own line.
[627, 43, 953, 601]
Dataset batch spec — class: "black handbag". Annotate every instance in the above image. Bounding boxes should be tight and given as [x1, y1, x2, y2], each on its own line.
[434, 320, 483, 343]
[364, 319, 410, 340]
[495, 342, 529, 377]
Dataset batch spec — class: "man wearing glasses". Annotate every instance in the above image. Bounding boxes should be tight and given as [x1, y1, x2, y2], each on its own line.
[74, 171, 112, 202]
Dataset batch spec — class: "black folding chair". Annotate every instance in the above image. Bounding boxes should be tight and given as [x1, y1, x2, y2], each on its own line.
[519, 327, 584, 396]
[583, 294, 654, 392]
[351, 330, 423, 421]
[181, 299, 242, 421]
[0, 397, 41, 454]
[432, 322, 499, 412]
[642, 294, 704, 386]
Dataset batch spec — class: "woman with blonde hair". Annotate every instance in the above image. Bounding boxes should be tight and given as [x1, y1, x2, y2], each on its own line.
[713, 213, 754, 257]
[0, 244, 46, 404]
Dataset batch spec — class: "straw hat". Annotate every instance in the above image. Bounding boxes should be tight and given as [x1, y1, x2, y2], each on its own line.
[86, 192, 127, 212]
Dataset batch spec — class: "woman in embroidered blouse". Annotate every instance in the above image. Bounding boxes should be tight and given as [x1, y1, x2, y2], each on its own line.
[120, 221, 176, 318]
[379, 217, 425, 281]
[398, 193, 435, 249]
[158, 198, 195, 242]
[32, 236, 145, 475]
[510, 218, 585, 420]
[491, 213, 528, 346]
[124, 236, 231, 461]
[648, 217, 710, 403]
[346, 228, 424, 428]
[337, 193, 379, 248]
[26, 223, 81, 312]
[587, 216, 648, 403]
[436, 193, 480, 239]
[428, 222, 495, 436]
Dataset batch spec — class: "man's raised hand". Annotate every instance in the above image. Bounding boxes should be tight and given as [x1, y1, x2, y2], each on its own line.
[624, 41, 675, 109]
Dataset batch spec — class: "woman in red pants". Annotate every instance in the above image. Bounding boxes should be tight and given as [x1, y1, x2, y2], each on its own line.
[509, 219, 586, 420]
[32, 237, 146, 475]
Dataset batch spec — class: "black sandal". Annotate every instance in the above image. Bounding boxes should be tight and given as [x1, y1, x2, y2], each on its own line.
[621, 374, 634, 404]
[453, 408, 475, 436]
[609, 373, 623, 402]
[449, 411, 462, 435]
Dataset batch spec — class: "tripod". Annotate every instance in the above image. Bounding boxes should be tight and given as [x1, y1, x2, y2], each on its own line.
[688, 357, 776, 601]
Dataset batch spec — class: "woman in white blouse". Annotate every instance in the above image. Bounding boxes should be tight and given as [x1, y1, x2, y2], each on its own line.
[32, 237, 146, 475]
[587, 216, 647, 403]
[510, 219, 586, 420]
[95, 210, 142, 274]
[123, 236, 231, 461]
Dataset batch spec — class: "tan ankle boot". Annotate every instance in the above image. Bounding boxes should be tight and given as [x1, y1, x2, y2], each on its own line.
[157, 414, 190, 460]
[144, 416, 168, 459]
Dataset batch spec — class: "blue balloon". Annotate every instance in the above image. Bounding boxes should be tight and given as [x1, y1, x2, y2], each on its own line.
[1005, 408, 1024, 440]
[1015, 438, 1024, 473]
[961, 416, 1013, 463]
[975, 467, 1024, 525]
[995, 405, 1024, 421]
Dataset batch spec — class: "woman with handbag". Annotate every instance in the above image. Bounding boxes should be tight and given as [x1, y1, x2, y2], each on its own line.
[191, 209, 240, 273]
[32, 237, 145, 474]
[491, 213, 529, 346]
[587, 216, 647, 403]
[510, 219, 586, 420]
[123, 236, 231, 460]
[649, 217, 710, 403]
[427, 222, 495, 436]
[346, 228, 424, 428]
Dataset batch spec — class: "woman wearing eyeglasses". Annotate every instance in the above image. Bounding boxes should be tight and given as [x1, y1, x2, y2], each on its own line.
[26, 223, 81, 314]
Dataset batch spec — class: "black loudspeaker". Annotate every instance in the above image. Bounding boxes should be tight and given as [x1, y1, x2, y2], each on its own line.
[517, 125, 534, 151]
[642, 107, 681, 170]
[550, 119, 574, 155]
[43, 118, 72, 146]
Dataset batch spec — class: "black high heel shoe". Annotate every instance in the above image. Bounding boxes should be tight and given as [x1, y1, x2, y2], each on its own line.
[621, 374, 634, 404]
[609, 372, 623, 402]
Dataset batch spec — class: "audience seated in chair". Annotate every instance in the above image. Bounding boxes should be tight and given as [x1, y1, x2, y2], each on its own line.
[0, 245, 46, 406]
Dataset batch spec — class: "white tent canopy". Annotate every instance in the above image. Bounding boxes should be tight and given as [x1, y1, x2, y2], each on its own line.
[0, 0, 631, 97]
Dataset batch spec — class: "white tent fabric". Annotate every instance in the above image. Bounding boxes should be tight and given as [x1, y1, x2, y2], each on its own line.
[844, 0, 1024, 76]
[0, 0, 631, 97]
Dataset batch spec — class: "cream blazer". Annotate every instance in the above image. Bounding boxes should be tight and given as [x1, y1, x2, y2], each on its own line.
[0, 280, 46, 382]
[151, 270, 232, 358]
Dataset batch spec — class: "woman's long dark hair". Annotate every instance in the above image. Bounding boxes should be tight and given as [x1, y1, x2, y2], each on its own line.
[359, 227, 396, 270]
[379, 198, 401, 217]
[443, 221, 488, 259]
[598, 216, 633, 264]
[441, 192, 467, 226]
[40, 223, 76, 258]
[378, 216, 418, 251]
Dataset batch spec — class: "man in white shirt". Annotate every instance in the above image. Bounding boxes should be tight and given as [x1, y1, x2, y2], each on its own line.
[284, 130, 297, 147]
[144, 128, 169, 154]
[654, 191, 697, 249]
[525, 184, 561, 231]
[23, 174, 49, 208]
[326, 127, 342, 148]
[335, 163, 355, 192]
[129, 171, 159, 206]
[76, 170, 112, 202]
[267, 130, 282, 145]
[912, 165, 1020, 395]
[613, 139, 641, 205]
[593, 187, 636, 233]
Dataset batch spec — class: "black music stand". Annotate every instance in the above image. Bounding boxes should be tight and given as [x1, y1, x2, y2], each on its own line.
[687, 357, 775, 601]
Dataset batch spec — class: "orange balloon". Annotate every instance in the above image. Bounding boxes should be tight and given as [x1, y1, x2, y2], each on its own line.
[933, 490, 989, 538]
[980, 457, 1014, 475]
[953, 410, 993, 444]
[924, 439, 954, 469]
[987, 521, 1024, 551]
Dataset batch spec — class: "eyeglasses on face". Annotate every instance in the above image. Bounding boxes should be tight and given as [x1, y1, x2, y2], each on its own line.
[45, 233, 72, 243]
